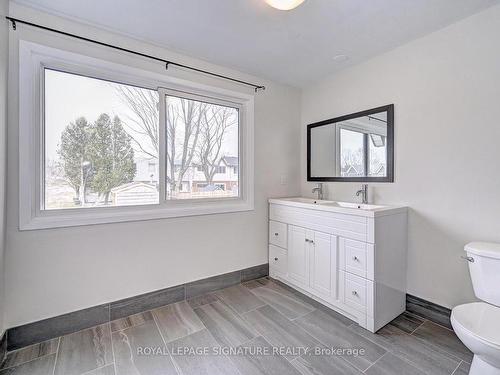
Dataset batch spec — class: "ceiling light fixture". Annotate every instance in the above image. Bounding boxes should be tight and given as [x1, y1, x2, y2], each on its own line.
[265, 0, 306, 11]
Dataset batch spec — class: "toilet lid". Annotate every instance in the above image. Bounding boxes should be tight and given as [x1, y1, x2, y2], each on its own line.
[452, 302, 500, 347]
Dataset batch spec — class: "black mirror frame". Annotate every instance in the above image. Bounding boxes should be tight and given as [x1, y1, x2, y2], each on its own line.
[307, 104, 394, 183]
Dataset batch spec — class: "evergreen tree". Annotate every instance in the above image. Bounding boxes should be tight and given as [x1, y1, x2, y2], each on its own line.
[58, 117, 91, 202]
[88, 114, 136, 204]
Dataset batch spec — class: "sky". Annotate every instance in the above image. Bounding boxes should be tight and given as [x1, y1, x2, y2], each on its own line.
[44, 69, 239, 164]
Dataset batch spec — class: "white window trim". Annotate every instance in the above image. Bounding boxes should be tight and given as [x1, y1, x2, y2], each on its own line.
[18, 40, 254, 230]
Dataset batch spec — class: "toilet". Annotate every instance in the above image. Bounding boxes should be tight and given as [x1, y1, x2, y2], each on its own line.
[451, 242, 500, 375]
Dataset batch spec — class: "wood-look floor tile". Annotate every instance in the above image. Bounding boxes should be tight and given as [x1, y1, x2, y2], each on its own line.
[112, 320, 177, 375]
[365, 353, 426, 375]
[194, 301, 257, 347]
[153, 300, 205, 343]
[0, 353, 56, 375]
[249, 282, 315, 320]
[389, 312, 425, 334]
[295, 309, 386, 371]
[453, 361, 471, 375]
[243, 305, 321, 360]
[83, 364, 116, 375]
[230, 336, 302, 375]
[350, 323, 460, 375]
[215, 285, 266, 314]
[54, 324, 113, 375]
[187, 293, 219, 309]
[169, 329, 240, 375]
[0, 338, 59, 370]
[242, 278, 272, 290]
[291, 347, 363, 375]
[412, 321, 473, 363]
[110, 311, 154, 332]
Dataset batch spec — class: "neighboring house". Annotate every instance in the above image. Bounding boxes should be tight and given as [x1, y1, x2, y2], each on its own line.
[134, 158, 158, 183]
[341, 162, 386, 177]
[131, 156, 239, 198]
[342, 164, 362, 177]
[191, 156, 239, 193]
[371, 163, 386, 177]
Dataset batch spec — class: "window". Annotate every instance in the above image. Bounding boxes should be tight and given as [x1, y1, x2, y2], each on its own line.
[19, 41, 254, 229]
[44, 69, 160, 210]
[165, 93, 238, 200]
[214, 166, 227, 174]
[340, 128, 365, 177]
[339, 127, 387, 178]
[368, 135, 387, 177]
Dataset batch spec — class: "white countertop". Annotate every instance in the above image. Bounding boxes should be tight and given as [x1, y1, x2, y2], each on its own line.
[268, 197, 407, 217]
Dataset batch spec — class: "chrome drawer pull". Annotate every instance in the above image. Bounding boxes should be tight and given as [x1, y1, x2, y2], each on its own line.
[352, 291, 358, 296]
[353, 256, 359, 261]
[274, 232, 279, 236]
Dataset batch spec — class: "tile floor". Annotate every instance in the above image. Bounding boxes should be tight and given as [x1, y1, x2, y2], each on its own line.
[0, 277, 472, 375]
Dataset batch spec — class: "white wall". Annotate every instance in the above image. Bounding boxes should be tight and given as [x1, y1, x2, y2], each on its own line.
[310, 124, 336, 177]
[0, 0, 9, 336]
[5, 3, 301, 327]
[301, 4, 500, 309]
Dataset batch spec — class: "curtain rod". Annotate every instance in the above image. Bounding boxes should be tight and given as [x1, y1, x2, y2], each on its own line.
[5, 16, 266, 92]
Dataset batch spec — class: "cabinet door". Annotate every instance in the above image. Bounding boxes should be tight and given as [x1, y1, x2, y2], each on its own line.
[287, 225, 310, 289]
[310, 231, 332, 298]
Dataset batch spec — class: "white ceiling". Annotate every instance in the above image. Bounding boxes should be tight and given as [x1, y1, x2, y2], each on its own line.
[12, 0, 499, 87]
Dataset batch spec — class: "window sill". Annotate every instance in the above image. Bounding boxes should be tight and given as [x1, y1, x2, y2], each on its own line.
[20, 199, 254, 230]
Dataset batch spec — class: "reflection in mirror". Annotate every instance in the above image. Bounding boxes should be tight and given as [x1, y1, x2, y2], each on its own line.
[308, 105, 393, 182]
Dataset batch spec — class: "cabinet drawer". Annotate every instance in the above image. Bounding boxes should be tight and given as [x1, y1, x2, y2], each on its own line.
[340, 238, 374, 279]
[344, 272, 367, 313]
[269, 245, 287, 275]
[269, 221, 287, 248]
[269, 203, 368, 242]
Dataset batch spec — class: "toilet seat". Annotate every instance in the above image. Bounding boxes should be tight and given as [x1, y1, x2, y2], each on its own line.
[451, 302, 500, 349]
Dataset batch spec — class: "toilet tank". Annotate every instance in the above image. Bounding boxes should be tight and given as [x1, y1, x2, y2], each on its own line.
[465, 242, 500, 307]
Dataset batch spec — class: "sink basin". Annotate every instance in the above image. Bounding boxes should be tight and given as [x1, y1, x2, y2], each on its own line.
[322, 202, 386, 211]
[276, 197, 383, 210]
[283, 197, 334, 205]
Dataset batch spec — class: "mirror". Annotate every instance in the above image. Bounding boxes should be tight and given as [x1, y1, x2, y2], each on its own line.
[307, 104, 394, 182]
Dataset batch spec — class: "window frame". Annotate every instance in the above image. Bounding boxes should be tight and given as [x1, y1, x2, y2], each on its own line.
[161, 87, 242, 203]
[19, 41, 254, 230]
[337, 126, 367, 178]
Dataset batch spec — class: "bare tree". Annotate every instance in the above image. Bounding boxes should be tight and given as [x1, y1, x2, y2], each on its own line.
[115, 86, 159, 159]
[197, 106, 236, 185]
[116, 87, 220, 194]
[173, 99, 206, 191]
[166, 102, 178, 189]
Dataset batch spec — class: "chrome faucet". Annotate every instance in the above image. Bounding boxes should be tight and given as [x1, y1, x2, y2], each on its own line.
[312, 183, 323, 200]
[356, 184, 368, 204]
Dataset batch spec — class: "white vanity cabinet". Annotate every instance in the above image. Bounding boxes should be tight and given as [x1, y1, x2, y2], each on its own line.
[268, 197, 407, 332]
